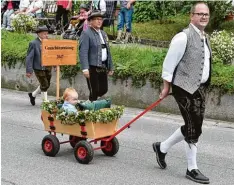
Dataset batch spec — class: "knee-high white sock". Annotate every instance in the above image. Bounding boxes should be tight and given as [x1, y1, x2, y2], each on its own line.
[32, 86, 41, 97]
[41, 91, 48, 101]
[185, 142, 198, 171]
[160, 127, 184, 153]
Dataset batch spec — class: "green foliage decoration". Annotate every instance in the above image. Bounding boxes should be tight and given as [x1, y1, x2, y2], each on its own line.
[41, 99, 64, 114]
[41, 100, 124, 125]
[56, 106, 124, 125]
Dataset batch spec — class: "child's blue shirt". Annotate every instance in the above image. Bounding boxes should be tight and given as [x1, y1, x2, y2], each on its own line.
[62, 101, 78, 114]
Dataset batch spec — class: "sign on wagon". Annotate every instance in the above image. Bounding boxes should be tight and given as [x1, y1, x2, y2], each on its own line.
[42, 40, 77, 66]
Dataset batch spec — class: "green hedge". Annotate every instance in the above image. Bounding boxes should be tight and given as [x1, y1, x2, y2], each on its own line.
[1, 31, 234, 94]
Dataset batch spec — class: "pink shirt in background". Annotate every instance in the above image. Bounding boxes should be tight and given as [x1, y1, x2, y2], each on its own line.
[57, 0, 72, 9]
[7, 0, 13, 10]
[78, 11, 89, 31]
[83, 20, 89, 31]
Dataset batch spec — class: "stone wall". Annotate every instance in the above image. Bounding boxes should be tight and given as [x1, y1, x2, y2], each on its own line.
[1, 64, 234, 122]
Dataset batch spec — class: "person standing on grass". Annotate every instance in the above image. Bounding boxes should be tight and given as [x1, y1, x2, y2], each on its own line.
[113, 0, 135, 44]
[26, 25, 51, 105]
[55, 0, 72, 33]
[152, 2, 212, 184]
[1, 0, 20, 30]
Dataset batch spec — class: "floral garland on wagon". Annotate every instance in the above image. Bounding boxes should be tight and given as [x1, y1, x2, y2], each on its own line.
[41, 100, 124, 125]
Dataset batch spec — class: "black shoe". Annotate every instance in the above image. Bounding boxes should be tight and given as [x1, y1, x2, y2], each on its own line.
[28, 93, 36, 106]
[152, 142, 167, 169]
[186, 169, 210, 184]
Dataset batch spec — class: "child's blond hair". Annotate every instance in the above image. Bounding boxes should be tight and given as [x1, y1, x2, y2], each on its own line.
[63, 88, 78, 101]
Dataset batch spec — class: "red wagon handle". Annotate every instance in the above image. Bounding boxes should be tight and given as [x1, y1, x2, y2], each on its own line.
[106, 93, 173, 142]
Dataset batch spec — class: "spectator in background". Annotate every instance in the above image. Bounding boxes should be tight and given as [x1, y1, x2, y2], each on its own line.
[88, 0, 106, 15]
[9, 0, 30, 30]
[25, 0, 43, 18]
[67, 3, 90, 33]
[113, 0, 135, 44]
[55, 0, 72, 32]
[1, 0, 20, 30]
[14, 0, 30, 14]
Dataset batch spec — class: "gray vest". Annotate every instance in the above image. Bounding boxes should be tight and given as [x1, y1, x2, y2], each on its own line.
[172, 24, 212, 94]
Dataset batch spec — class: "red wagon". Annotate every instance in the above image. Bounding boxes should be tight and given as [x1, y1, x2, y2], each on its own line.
[41, 98, 163, 164]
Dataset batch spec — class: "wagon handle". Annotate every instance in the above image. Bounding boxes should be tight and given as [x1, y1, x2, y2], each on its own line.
[106, 93, 173, 141]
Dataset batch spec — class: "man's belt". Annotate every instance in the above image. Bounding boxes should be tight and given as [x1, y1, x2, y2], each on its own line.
[101, 44, 107, 49]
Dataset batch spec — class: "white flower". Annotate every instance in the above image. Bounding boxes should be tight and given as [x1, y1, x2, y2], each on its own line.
[210, 30, 234, 65]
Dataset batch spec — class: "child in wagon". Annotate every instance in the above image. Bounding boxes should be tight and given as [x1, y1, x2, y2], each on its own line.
[62, 88, 79, 114]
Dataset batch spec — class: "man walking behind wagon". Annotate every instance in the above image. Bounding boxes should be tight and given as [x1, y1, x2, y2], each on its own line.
[153, 2, 212, 184]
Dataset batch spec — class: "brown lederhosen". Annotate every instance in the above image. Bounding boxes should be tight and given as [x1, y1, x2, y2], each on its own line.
[87, 65, 108, 101]
[172, 84, 207, 144]
[34, 67, 52, 92]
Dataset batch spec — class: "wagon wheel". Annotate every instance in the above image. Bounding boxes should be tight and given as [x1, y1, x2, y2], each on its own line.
[42, 135, 60, 157]
[69, 135, 86, 148]
[74, 140, 94, 164]
[101, 137, 119, 156]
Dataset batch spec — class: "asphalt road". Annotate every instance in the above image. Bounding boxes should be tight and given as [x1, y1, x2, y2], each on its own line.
[1, 89, 234, 185]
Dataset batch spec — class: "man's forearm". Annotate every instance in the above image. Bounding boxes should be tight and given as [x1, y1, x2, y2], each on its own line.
[28, 7, 40, 13]
[163, 80, 171, 90]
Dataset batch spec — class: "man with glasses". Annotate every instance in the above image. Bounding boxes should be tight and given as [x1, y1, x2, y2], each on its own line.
[79, 10, 114, 101]
[152, 2, 211, 184]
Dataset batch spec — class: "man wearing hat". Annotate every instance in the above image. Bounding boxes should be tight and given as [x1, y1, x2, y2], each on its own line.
[79, 10, 114, 101]
[26, 25, 51, 105]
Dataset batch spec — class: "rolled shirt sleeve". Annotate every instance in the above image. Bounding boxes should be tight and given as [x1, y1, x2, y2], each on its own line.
[162, 32, 187, 82]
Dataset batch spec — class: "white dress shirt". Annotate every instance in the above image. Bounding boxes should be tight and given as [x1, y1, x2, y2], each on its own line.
[97, 29, 108, 62]
[162, 23, 210, 83]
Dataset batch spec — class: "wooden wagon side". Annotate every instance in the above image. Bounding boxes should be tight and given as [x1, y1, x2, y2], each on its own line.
[41, 110, 119, 139]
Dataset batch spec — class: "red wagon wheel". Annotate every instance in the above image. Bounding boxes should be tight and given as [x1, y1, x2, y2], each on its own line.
[42, 135, 60, 157]
[77, 147, 87, 159]
[69, 135, 86, 148]
[101, 137, 119, 156]
[74, 140, 94, 164]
